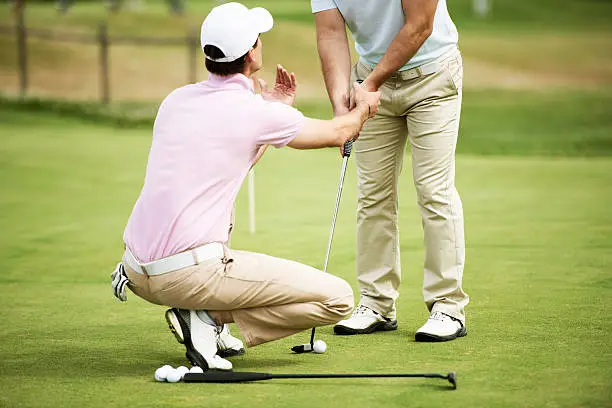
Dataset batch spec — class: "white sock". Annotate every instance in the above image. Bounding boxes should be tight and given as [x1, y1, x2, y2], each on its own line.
[195, 310, 217, 326]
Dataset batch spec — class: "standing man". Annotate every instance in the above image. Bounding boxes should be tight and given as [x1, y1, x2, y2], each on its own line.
[111, 2, 381, 371]
[312, 0, 469, 341]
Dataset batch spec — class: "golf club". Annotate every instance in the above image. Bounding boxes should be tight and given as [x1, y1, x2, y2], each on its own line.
[292, 79, 366, 354]
[183, 370, 457, 389]
[291, 139, 353, 354]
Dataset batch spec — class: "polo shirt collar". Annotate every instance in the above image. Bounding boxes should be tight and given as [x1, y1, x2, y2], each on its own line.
[207, 73, 254, 93]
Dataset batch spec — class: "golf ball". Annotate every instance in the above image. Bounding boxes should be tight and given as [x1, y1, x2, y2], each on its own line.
[189, 366, 204, 374]
[176, 366, 189, 377]
[154, 365, 173, 382]
[313, 339, 327, 354]
[166, 368, 183, 383]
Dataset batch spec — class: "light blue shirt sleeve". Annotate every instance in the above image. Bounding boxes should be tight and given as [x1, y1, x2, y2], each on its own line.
[311, 0, 337, 13]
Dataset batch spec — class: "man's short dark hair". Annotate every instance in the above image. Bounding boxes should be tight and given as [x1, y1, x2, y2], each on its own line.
[204, 39, 258, 76]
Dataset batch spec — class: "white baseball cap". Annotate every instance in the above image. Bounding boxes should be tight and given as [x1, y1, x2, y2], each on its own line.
[200, 2, 273, 63]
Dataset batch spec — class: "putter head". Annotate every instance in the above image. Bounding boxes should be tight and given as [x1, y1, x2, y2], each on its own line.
[291, 344, 313, 354]
[447, 372, 457, 389]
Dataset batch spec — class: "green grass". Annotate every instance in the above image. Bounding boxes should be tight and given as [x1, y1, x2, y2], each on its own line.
[1, 101, 611, 407]
[1, 1, 612, 404]
[457, 89, 612, 156]
[3, 87, 612, 156]
[4, 0, 612, 31]
[2, 0, 612, 102]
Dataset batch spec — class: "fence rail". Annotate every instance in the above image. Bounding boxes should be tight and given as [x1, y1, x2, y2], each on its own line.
[0, 13, 199, 103]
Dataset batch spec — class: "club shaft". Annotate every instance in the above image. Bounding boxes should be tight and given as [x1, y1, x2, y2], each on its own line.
[271, 373, 448, 379]
[183, 371, 455, 388]
[323, 155, 349, 273]
[307, 143, 352, 348]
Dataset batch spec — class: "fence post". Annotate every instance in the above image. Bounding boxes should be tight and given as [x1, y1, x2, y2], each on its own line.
[472, 0, 492, 17]
[98, 22, 110, 104]
[187, 26, 198, 84]
[15, 2, 28, 98]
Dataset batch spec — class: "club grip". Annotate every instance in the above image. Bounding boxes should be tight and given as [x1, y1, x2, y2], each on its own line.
[183, 371, 273, 383]
[343, 140, 353, 157]
[341, 79, 363, 158]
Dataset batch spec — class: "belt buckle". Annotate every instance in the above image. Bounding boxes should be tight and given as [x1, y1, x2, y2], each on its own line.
[419, 62, 438, 76]
[140, 264, 152, 276]
[403, 69, 419, 80]
[191, 248, 200, 265]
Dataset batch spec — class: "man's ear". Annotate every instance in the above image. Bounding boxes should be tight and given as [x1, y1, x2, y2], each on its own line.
[245, 49, 255, 63]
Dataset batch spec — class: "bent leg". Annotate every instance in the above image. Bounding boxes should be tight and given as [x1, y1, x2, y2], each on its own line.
[126, 249, 354, 347]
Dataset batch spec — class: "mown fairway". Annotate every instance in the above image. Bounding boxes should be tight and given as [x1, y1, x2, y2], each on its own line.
[1, 0, 611, 407]
[0, 104, 611, 407]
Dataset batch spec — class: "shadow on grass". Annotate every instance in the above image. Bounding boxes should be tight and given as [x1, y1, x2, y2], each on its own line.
[2, 340, 300, 379]
[228, 357, 300, 370]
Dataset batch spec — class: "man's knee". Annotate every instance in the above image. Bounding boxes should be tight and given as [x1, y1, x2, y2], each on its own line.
[325, 279, 354, 321]
[415, 182, 452, 219]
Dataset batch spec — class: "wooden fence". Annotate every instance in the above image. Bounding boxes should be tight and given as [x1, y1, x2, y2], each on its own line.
[0, 11, 199, 104]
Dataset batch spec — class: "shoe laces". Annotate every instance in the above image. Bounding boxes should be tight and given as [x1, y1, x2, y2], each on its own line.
[352, 305, 374, 316]
[430, 311, 462, 327]
[430, 311, 450, 321]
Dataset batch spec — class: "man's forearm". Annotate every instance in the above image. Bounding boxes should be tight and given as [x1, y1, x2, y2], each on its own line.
[288, 103, 370, 150]
[318, 34, 352, 112]
[366, 25, 431, 90]
[332, 103, 370, 143]
[365, 0, 438, 91]
[315, 10, 352, 114]
[250, 145, 268, 169]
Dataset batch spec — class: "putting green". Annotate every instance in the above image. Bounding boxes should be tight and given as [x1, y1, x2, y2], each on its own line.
[0, 106, 610, 407]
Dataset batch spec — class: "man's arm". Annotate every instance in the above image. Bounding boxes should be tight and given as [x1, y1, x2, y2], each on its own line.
[314, 9, 352, 116]
[362, 0, 439, 92]
[288, 84, 380, 150]
[250, 145, 269, 169]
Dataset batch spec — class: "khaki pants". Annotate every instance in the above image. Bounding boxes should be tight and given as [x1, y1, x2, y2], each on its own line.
[123, 247, 354, 347]
[352, 48, 469, 322]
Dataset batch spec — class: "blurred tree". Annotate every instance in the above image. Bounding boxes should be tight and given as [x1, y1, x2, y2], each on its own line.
[107, 0, 123, 13]
[56, 0, 75, 14]
[166, 0, 185, 16]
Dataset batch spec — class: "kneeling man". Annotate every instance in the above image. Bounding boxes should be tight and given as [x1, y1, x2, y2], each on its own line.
[111, 2, 380, 371]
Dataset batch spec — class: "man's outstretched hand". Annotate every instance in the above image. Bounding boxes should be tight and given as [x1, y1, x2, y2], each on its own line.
[256, 64, 297, 106]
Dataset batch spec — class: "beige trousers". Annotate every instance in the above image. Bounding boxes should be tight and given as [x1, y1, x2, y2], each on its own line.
[352, 48, 469, 322]
[123, 247, 354, 347]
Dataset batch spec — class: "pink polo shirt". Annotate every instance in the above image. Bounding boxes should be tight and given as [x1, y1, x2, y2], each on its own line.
[123, 74, 305, 262]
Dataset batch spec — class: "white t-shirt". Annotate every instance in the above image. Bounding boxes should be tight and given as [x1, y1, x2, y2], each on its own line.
[311, 0, 458, 70]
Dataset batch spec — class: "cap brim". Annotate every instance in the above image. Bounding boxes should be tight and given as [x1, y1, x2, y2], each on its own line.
[249, 7, 273, 34]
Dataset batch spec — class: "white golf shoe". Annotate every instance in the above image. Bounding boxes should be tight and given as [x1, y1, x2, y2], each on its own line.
[415, 311, 467, 342]
[216, 323, 245, 358]
[333, 304, 397, 335]
[165, 308, 233, 370]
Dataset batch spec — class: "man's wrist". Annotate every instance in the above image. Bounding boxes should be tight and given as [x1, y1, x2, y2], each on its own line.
[362, 76, 380, 92]
[356, 102, 370, 121]
[331, 93, 350, 113]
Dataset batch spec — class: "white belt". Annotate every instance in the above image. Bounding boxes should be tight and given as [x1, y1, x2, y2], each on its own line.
[124, 243, 225, 276]
[358, 47, 459, 81]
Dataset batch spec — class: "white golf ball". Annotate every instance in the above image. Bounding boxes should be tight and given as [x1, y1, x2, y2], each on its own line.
[166, 368, 183, 383]
[313, 339, 327, 354]
[154, 365, 173, 382]
[189, 366, 204, 374]
[176, 366, 189, 378]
